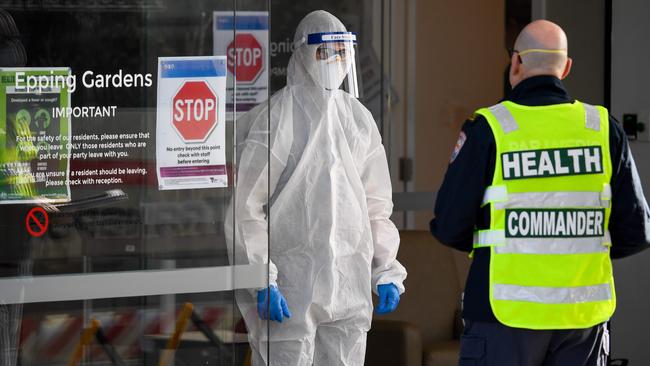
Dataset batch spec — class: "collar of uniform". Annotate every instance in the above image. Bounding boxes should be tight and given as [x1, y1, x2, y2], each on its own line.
[505, 75, 573, 106]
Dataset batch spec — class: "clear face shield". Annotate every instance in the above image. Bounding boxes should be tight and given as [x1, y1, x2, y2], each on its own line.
[307, 32, 359, 98]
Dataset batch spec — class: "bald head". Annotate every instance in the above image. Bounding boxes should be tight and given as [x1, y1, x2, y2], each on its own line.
[510, 20, 572, 87]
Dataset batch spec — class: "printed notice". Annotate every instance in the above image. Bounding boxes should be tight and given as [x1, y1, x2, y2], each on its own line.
[213, 11, 268, 114]
[0, 68, 71, 204]
[156, 56, 228, 190]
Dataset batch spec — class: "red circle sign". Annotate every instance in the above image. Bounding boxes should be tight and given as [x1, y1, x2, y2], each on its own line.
[26, 207, 49, 237]
[172, 80, 218, 143]
[227, 33, 264, 83]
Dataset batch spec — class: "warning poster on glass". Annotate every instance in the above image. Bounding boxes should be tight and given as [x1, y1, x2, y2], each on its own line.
[213, 11, 268, 114]
[0, 67, 71, 204]
[155, 56, 228, 190]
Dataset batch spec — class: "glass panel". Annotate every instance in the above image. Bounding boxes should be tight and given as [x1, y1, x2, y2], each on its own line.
[226, 0, 272, 364]
[0, 1, 270, 365]
[248, 1, 401, 365]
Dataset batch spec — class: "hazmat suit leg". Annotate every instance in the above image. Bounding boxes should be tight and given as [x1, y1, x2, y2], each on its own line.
[250, 336, 315, 366]
[250, 325, 366, 366]
[313, 321, 368, 366]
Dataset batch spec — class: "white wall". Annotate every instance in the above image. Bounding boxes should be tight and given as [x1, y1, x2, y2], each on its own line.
[538, 0, 605, 104]
[412, 0, 505, 229]
[610, 0, 650, 363]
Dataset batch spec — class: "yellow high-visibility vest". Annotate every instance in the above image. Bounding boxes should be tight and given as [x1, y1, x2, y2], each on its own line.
[474, 100, 615, 329]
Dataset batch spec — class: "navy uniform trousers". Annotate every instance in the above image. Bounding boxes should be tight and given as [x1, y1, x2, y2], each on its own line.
[459, 320, 609, 366]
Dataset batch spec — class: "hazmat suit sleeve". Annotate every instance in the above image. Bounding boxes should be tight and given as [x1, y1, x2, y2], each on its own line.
[360, 121, 407, 295]
[227, 98, 293, 289]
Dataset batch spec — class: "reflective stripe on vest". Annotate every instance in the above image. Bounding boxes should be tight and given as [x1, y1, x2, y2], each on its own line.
[474, 100, 615, 329]
[488, 103, 518, 133]
[493, 283, 612, 304]
[584, 103, 601, 131]
[474, 230, 611, 254]
[482, 188, 612, 210]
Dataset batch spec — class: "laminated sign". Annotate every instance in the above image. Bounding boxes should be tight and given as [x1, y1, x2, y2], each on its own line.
[213, 11, 268, 113]
[0, 67, 71, 204]
[156, 56, 228, 190]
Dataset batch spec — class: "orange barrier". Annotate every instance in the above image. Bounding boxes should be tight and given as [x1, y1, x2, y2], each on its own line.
[157, 303, 194, 366]
[66, 318, 100, 366]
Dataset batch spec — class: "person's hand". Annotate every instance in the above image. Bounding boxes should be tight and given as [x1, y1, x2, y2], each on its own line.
[375, 283, 400, 315]
[257, 285, 292, 322]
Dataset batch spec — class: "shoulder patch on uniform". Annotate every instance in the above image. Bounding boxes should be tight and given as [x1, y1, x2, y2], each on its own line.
[449, 131, 467, 163]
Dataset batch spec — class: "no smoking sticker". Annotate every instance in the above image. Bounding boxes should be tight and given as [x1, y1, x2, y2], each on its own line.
[26, 207, 49, 237]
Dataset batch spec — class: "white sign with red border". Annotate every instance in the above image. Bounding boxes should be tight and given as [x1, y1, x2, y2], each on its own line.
[156, 56, 228, 190]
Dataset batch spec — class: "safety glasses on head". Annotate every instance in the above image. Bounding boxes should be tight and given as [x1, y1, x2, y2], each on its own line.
[305, 32, 360, 98]
[509, 48, 568, 64]
[517, 48, 567, 56]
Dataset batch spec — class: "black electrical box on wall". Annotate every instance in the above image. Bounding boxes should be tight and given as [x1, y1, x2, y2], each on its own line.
[623, 113, 638, 139]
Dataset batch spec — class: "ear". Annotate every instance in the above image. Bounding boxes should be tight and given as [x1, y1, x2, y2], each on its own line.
[560, 57, 573, 80]
[509, 52, 521, 86]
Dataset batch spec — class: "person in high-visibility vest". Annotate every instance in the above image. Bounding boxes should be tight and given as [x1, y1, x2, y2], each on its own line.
[430, 20, 650, 365]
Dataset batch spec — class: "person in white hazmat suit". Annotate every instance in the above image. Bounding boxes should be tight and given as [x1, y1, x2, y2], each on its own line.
[225, 10, 407, 366]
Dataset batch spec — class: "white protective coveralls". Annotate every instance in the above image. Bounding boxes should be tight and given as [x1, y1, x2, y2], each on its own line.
[225, 10, 407, 366]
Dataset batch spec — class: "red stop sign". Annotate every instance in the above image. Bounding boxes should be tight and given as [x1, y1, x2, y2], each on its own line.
[172, 81, 218, 143]
[227, 33, 264, 83]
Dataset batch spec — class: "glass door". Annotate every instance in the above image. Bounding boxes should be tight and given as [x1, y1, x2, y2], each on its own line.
[0, 1, 271, 365]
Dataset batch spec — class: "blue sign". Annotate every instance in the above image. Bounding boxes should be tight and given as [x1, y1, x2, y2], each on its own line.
[215, 15, 269, 31]
[160, 58, 227, 79]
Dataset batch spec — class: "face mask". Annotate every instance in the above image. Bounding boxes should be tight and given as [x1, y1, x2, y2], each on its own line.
[315, 55, 349, 91]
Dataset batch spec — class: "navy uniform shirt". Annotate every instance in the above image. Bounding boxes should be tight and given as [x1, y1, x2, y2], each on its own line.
[430, 75, 650, 322]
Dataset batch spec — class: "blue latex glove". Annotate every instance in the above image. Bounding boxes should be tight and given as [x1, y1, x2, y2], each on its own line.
[257, 285, 292, 322]
[375, 283, 401, 315]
